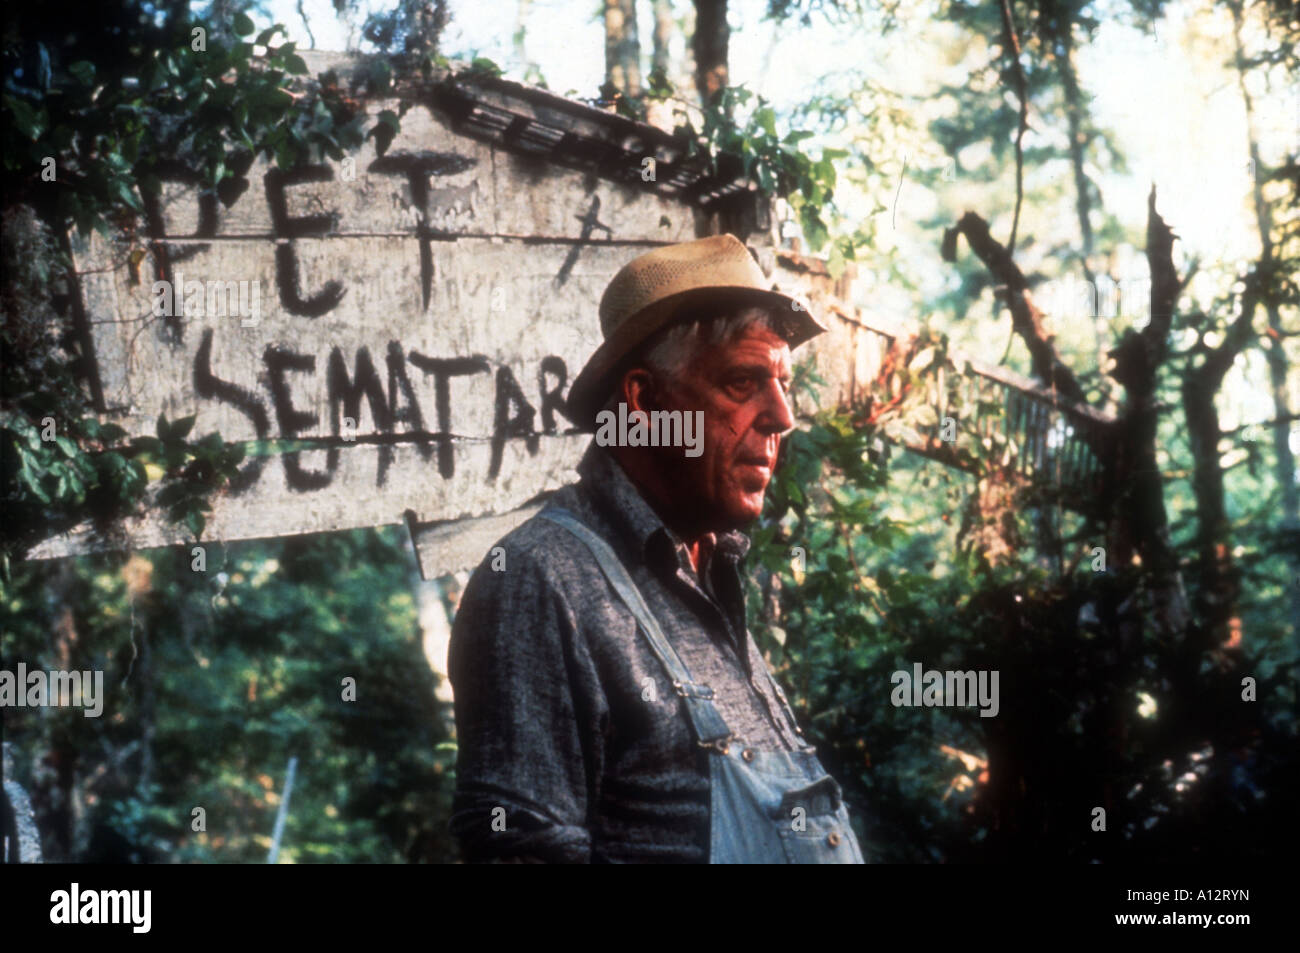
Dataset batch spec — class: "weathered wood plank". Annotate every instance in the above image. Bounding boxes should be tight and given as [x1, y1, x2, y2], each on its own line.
[31, 434, 587, 561]
[137, 99, 695, 243]
[85, 236, 641, 442]
[490, 150, 698, 243]
[407, 502, 548, 580]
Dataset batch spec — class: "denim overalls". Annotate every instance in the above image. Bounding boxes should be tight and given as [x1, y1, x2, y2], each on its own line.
[539, 506, 865, 864]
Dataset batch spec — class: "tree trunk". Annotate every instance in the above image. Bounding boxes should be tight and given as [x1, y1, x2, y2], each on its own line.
[1230, 0, 1300, 650]
[1265, 308, 1300, 650]
[1053, 31, 1093, 265]
[515, 0, 531, 66]
[692, 0, 729, 108]
[1106, 189, 1190, 642]
[1047, 19, 1112, 384]
[604, 0, 642, 97]
[1173, 0, 1285, 650]
[943, 197, 1192, 641]
[651, 0, 673, 81]
[1182, 366, 1238, 643]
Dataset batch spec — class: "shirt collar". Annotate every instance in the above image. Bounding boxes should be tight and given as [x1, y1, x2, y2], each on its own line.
[575, 442, 752, 567]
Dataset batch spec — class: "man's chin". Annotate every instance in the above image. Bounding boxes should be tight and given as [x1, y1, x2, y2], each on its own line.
[722, 495, 767, 527]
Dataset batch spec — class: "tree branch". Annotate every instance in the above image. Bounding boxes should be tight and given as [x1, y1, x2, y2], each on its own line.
[998, 0, 1029, 255]
[1145, 186, 1182, 349]
[942, 211, 1087, 406]
[1220, 412, 1300, 438]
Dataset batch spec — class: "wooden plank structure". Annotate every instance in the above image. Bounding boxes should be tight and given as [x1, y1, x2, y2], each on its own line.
[854, 310, 1114, 498]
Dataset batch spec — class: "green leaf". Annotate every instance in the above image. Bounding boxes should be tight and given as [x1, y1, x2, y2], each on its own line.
[801, 209, 830, 252]
[113, 178, 141, 212]
[5, 95, 44, 140]
[21, 459, 51, 503]
[65, 469, 85, 500]
[468, 57, 503, 78]
[366, 59, 394, 93]
[68, 61, 96, 85]
[171, 414, 197, 440]
[275, 139, 298, 169]
[234, 12, 256, 37]
[368, 119, 396, 158]
[157, 483, 188, 507]
[827, 243, 846, 280]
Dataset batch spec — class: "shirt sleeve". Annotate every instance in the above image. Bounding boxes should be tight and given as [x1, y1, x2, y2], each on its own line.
[446, 538, 606, 863]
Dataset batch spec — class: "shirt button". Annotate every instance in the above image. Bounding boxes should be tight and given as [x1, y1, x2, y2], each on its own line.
[827, 832, 841, 848]
[742, 748, 755, 762]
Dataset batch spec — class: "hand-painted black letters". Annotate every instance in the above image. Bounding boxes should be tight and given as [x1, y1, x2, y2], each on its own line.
[265, 166, 346, 317]
[264, 344, 330, 490]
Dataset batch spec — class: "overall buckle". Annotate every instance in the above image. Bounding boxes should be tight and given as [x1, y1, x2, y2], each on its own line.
[697, 734, 735, 755]
[673, 679, 715, 700]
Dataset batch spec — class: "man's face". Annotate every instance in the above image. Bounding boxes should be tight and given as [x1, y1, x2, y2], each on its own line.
[656, 321, 795, 530]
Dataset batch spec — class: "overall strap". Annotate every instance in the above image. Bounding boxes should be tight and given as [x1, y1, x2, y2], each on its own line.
[761, 666, 811, 746]
[538, 506, 733, 749]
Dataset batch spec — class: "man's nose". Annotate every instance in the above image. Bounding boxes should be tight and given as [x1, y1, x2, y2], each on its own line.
[757, 378, 795, 434]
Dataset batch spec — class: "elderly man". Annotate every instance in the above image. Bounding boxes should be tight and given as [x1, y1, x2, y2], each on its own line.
[447, 234, 865, 864]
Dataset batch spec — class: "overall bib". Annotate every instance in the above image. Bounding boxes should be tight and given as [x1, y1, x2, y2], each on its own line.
[539, 506, 865, 864]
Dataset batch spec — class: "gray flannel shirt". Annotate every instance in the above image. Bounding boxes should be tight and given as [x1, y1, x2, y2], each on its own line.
[447, 441, 807, 863]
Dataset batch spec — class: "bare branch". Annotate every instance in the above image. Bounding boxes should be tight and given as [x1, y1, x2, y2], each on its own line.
[1221, 413, 1300, 438]
[297, 0, 316, 49]
[943, 211, 1087, 406]
[998, 0, 1029, 255]
[1145, 186, 1182, 349]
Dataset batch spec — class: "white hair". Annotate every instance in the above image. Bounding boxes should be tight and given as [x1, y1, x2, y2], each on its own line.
[600, 305, 782, 413]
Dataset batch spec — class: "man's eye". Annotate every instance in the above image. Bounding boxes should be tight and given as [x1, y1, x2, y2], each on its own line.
[727, 379, 758, 397]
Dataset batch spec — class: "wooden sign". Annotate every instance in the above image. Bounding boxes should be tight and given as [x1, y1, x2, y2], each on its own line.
[32, 61, 698, 565]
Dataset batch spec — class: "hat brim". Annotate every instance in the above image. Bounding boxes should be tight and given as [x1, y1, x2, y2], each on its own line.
[565, 285, 827, 433]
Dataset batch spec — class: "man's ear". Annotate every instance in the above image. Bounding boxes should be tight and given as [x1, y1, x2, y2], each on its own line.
[623, 368, 662, 414]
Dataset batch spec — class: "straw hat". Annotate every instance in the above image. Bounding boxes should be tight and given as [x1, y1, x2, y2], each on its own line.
[565, 234, 826, 431]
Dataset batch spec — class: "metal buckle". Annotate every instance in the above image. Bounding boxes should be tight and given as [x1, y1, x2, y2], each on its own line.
[697, 734, 735, 755]
[672, 680, 715, 700]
